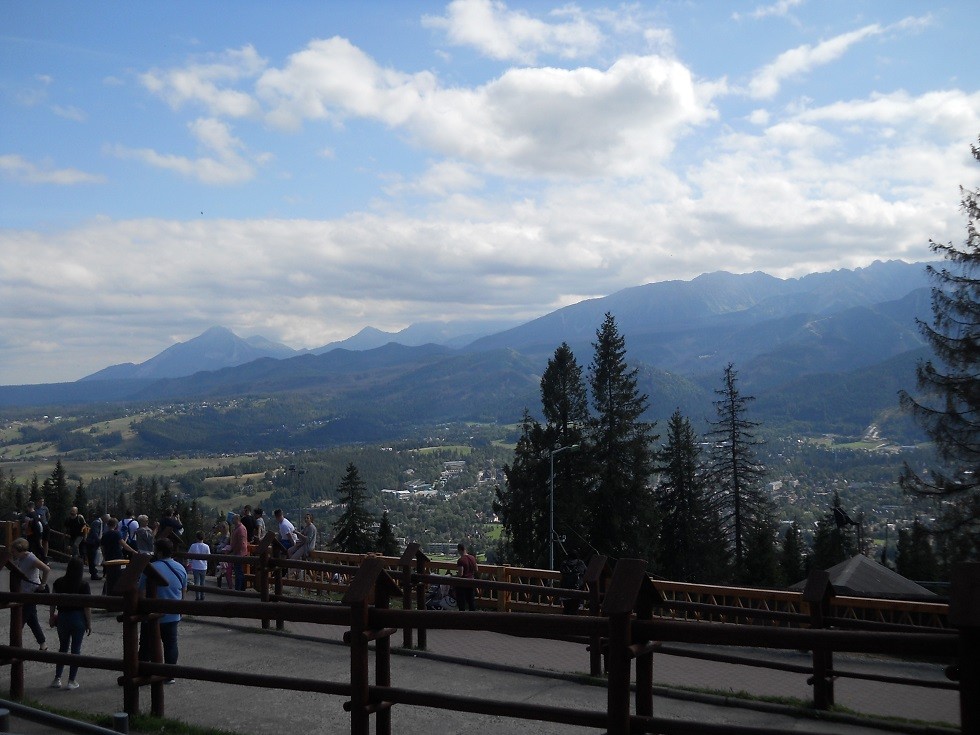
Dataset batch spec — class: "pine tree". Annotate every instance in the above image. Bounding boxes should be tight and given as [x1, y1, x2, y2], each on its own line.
[653, 410, 726, 582]
[780, 521, 806, 584]
[496, 410, 549, 567]
[46, 459, 72, 530]
[587, 313, 658, 561]
[810, 491, 855, 570]
[706, 363, 769, 570]
[539, 343, 592, 562]
[896, 519, 938, 582]
[377, 510, 399, 556]
[899, 136, 980, 560]
[330, 463, 376, 554]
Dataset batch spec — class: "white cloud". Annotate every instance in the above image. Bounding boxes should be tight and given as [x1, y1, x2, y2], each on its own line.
[140, 45, 265, 118]
[733, 0, 804, 22]
[422, 0, 603, 63]
[258, 38, 716, 178]
[109, 118, 256, 184]
[747, 16, 931, 99]
[0, 154, 105, 185]
[748, 24, 883, 99]
[51, 104, 87, 122]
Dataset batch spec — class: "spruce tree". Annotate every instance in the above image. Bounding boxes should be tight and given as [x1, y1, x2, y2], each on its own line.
[46, 459, 72, 530]
[706, 363, 769, 571]
[899, 136, 980, 560]
[653, 410, 726, 582]
[496, 409, 549, 567]
[587, 313, 657, 561]
[377, 510, 399, 556]
[539, 343, 592, 562]
[330, 463, 376, 554]
[780, 521, 806, 584]
[896, 519, 938, 582]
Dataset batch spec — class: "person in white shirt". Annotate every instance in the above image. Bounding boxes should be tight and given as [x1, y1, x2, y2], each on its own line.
[187, 532, 211, 600]
[274, 509, 296, 552]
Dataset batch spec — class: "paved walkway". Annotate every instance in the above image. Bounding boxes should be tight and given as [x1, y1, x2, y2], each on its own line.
[0, 568, 961, 734]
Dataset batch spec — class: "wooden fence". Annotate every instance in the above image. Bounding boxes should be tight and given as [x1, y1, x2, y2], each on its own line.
[1, 537, 977, 735]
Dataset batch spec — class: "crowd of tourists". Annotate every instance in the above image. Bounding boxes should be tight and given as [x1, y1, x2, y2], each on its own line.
[7, 501, 318, 690]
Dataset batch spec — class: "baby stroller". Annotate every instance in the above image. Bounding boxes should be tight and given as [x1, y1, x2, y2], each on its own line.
[425, 575, 457, 610]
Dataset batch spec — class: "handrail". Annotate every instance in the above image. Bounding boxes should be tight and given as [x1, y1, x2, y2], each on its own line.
[1, 557, 976, 735]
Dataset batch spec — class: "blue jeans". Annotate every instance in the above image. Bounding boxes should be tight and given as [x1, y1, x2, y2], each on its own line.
[160, 621, 179, 665]
[193, 569, 206, 599]
[22, 603, 45, 647]
[55, 610, 86, 680]
[234, 562, 245, 591]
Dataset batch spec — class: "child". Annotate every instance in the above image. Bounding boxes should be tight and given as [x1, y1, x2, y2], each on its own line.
[188, 531, 211, 601]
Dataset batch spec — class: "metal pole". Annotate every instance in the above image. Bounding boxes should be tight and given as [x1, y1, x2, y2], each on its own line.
[548, 444, 579, 571]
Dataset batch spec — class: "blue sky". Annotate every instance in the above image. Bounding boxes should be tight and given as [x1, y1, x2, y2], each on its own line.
[1, 0, 978, 385]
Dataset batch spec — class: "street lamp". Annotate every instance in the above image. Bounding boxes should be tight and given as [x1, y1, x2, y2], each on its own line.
[549, 444, 579, 570]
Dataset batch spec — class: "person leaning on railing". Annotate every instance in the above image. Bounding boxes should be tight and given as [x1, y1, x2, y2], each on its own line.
[10, 536, 49, 650]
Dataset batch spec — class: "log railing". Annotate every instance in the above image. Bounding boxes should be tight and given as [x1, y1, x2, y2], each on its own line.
[1, 542, 977, 734]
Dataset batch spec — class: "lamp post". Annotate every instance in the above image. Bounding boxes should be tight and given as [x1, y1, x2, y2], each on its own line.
[549, 444, 579, 571]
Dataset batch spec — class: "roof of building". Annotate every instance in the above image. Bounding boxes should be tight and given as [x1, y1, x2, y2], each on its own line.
[789, 554, 938, 600]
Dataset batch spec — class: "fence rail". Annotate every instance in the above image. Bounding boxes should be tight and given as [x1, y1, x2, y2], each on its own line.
[1, 538, 977, 735]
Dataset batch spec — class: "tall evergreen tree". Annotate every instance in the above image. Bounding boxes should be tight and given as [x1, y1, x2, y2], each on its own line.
[780, 521, 806, 584]
[653, 410, 726, 582]
[587, 313, 658, 561]
[377, 510, 399, 556]
[46, 459, 72, 530]
[706, 363, 769, 571]
[809, 491, 855, 570]
[539, 343, 592, 562]
[496, 410, 549, 567]
[330, 463, 376, 554]
[896, 519, 939, 582]
[899, 136, 980, 561]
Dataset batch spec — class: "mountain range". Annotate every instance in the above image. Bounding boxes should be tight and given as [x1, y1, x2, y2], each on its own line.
[0, 260, 937, 444]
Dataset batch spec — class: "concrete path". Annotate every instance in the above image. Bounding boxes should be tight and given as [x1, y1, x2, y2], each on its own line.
[0, 568, 960, 734]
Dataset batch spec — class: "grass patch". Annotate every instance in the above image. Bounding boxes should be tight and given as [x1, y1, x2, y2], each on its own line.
[19, 699, 240, 735]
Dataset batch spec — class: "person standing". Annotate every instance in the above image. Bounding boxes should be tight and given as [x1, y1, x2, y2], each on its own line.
[230, 514, 248, 591]
[65, 507, 87, 559]
[10, 537, 49, 649]
[120, 509, 138, 545]
[133, 515, 155, 555]
[48, 557, 91, 690]
[253, 507, 266, 542]
[36, 497, 51, 559]
[100, 517, 126, 594]
[138, 538, 187, 683]
[240, 505, 257, 543]
[188, 531, 210, 600]
[156, 508, 183, 544]
[21, 502, 44, 562]
[455, 543, 478, 612]
[84, 514, 105, 580]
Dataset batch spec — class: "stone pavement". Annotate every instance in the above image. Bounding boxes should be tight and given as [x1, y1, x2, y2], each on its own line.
[0, 567, 960, 735]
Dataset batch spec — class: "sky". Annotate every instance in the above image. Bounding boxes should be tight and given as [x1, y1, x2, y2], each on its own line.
[1, 0, 978, 386]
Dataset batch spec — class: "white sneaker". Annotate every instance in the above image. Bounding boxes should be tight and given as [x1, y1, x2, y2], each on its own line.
[66, 680, 79, 690]
[49, 677, 61, 688]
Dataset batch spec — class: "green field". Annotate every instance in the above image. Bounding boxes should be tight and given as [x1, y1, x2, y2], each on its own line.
[0, 455, 260, 485]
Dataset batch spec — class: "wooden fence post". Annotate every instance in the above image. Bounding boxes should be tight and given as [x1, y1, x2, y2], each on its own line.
[1, 549, 25, 700]
[343, 556, 402, 735]
[602, 558, 651, 735]
[584, 554, 610, 677]
[803, 569, 835, 710]
[949, 562, 980, 734]
[415, 550, 430, 650]
[116, 555, 152, 716]
[255, 533, 274, 629]
[399, 543, 420, 649]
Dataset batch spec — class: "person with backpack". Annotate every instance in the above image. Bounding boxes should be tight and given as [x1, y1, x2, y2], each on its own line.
[559, 549, 587, 615]
[21, 502, 45, 562]
[120, 509, 138, 545]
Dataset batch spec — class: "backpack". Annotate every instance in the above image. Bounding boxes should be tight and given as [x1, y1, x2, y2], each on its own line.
[560, 558, 586, 591]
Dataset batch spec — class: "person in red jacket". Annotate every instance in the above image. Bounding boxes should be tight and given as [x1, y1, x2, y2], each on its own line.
[455, 543, 478, 611]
